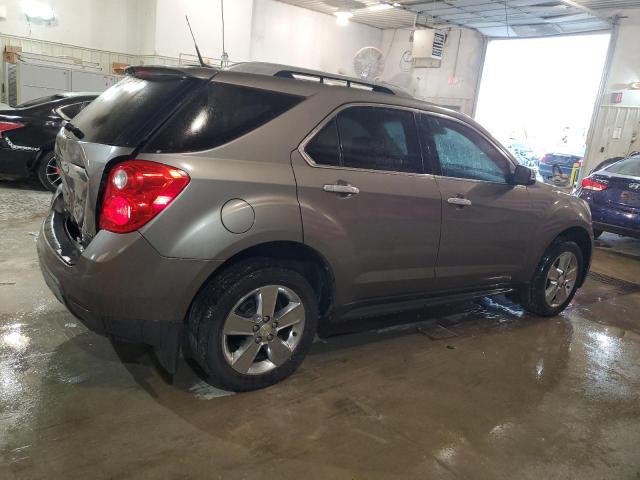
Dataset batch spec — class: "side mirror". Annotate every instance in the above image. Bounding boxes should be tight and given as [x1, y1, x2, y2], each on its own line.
[510, 164, 536, 186]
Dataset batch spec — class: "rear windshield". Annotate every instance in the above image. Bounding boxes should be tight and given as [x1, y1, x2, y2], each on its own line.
[142, 82, 304, 153]
[605, 157, 640, 176]
[71, 75, 202, 147]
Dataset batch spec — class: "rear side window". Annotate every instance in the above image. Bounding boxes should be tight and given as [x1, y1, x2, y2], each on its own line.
[305, 106, 422, 173]
[144, 82, 304, 153]
[605, 157, 640, 176]
[57, 102, 88, 121]
[72, 76, 199, 147]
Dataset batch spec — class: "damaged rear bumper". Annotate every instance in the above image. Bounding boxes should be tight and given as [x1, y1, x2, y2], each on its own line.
[37, 192, 220, 371]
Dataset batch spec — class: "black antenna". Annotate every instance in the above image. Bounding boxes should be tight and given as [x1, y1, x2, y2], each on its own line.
[185, 15, 205, 67]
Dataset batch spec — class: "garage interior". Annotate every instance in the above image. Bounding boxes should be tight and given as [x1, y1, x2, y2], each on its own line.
[2, 0, 640, 478]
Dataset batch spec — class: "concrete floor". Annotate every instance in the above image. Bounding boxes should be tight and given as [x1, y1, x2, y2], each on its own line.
[1, 181, 640, 480]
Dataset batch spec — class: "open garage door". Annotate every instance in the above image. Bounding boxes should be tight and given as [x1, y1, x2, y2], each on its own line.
[474, 33, 611, 186]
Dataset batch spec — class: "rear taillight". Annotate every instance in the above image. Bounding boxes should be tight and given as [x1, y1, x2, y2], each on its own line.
[581, 177, 608, 191]
[99, 160, 190, 233]
[0, 121, 24, 136]
[540, 155, 549, 164]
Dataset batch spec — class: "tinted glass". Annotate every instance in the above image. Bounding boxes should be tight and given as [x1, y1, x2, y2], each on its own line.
[605, 157, 640, 177]
[144, 82, 304, 153]
[72, 76, 199, 147]
[424, 115, 510, 182]
[336, 107, 420, 173]
[305, 118, 340, 166]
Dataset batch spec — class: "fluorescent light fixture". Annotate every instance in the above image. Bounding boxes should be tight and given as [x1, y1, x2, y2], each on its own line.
[369, 3, 393, 11]
[21, 0, 55, 21]
[334, 11, 353, 26]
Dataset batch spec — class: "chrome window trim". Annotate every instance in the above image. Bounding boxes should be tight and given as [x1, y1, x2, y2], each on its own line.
[298, 102, 518, 182]
[54, 102, 85, 122]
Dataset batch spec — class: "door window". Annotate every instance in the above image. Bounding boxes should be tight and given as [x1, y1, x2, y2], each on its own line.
[421, 115, 510, 183]
[305, 118, 340, 166]
[305, 106, 422, 173]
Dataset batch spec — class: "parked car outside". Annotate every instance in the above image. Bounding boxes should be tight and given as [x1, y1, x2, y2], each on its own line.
[505, 140, 538, 168]
[38, 63, 593, 391]
[576, 154, 640, 239]
[538, 152, 583, 182]
[0, 92, 98, 191]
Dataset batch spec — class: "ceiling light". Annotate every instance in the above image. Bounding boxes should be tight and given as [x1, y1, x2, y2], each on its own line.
[369, 3, 393, 11]
[334, 11, 353, 26]
[21, 0, 55, 21]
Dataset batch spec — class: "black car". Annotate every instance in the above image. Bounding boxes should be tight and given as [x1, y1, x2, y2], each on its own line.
[0, 92, 98, 191]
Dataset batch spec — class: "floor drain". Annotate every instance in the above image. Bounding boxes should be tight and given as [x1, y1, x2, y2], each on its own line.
[417, 324, 458, 340]
[587, 272, 640, 294]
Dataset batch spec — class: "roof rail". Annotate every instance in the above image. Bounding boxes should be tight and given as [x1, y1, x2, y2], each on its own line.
[274, 70, 395, 95]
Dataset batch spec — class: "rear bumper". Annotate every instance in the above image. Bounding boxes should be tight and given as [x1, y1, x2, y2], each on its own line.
[592, 221, 640, 239]
[37, 192, 220, 346]
[579, 191, 640, 238]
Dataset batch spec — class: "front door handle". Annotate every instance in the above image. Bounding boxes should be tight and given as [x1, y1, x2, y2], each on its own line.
[323, 183, 360, 196]
[447, 197, 472, 207]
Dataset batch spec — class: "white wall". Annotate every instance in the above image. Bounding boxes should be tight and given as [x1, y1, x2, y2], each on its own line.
[153, 0, 254, 61]
[250, 0, 382, 76]
[379, 27, 484, 115]
[0, 0, 155, 53]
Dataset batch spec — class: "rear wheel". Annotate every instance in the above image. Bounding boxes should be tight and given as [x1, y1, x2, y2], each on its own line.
[187, 259, 318, 391]
[36, 150, 61, 192]
[518, 241, 583, 316]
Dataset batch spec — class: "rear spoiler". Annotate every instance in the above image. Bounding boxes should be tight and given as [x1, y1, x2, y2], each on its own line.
[125, 65, 219, 81]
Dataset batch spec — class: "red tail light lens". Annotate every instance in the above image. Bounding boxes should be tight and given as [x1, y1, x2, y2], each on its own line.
[581, 177, 608, 191]
[99, 160, 190, 233]
[0, 121, 24, 136]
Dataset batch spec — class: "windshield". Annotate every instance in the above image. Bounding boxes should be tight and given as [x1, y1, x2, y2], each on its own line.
[605, 157, 640, 177]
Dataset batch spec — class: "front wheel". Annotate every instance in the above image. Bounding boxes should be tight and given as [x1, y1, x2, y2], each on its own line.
[518, 241, 583, 316]
[187, 259, 318, 391]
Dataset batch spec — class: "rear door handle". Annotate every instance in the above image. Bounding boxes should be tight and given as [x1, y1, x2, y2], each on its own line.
[447, 197, 472, 207]
[323, 183, 360, 195]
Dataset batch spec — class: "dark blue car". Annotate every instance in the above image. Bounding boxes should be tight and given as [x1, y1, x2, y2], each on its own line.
[539, 152, 583, 181]
[576, 155, 640, 239]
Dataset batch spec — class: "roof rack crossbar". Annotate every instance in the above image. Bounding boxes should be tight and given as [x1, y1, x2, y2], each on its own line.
[274, 70, 394, 95]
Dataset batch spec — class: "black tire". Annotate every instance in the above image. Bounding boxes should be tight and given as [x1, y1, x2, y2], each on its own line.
[518, 240, 583, 317]
[187, 258, 319, 391]
[36, 150, 60, 192]
[593, 229, 603, 239]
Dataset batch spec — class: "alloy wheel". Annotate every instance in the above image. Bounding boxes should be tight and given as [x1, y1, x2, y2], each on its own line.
[45, 155, 62, 189]
[221, 285, 306, 375]
[544, 251, 579, 308]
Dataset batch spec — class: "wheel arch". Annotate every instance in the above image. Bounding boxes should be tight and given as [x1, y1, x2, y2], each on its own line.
[192, 240, 336, 319]
[548, 226, 593, 287]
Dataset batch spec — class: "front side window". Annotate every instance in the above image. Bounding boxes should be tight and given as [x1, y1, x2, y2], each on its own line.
[305, 106, 422, 174]
[421, 115, 510, 183]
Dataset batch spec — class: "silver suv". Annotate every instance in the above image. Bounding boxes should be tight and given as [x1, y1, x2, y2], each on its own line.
[38, 63, 593, 391]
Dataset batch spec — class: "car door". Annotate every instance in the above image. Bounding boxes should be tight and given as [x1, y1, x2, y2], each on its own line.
[418, 113, 533, 290]
[292, 105, 442, 308]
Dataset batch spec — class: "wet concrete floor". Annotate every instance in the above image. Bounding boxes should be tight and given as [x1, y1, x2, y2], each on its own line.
[1, 181, 640, 479]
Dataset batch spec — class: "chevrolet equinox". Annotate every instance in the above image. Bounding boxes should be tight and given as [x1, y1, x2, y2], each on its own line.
[38, 63, 593, 391]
